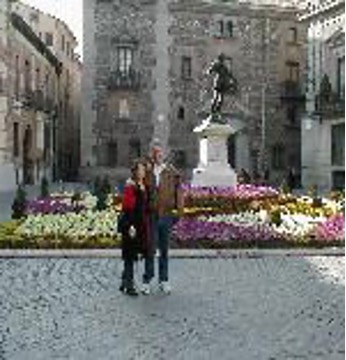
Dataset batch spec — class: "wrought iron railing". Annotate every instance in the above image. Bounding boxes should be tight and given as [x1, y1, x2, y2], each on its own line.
[108, 69, 140, 91]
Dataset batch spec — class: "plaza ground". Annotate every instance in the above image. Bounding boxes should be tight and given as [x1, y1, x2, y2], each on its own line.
[0, 255, 344, 360]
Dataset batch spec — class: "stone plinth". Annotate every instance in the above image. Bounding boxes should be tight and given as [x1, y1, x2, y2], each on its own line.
[192, 120, 237, 186]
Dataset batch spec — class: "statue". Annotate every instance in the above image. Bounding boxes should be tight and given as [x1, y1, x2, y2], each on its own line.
[208, 53, 237, 123]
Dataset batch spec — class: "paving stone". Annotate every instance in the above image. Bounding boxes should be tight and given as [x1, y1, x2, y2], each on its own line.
[0, 256, 344, 359]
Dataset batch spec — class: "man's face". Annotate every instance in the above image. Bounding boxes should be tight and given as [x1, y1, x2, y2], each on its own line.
[151, 146, 163, 165]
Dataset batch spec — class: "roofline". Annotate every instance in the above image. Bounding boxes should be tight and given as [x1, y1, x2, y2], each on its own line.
[298, 1, 345, 22]
[11, 12, 62, 74]
[16, 1, 78, 44]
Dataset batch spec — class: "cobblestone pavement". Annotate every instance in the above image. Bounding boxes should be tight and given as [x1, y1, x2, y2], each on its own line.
[0, 256, 344, 360]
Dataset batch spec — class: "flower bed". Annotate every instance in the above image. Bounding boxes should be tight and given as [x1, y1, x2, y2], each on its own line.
[0, 186, 344, 249]
[182, 184, 280, 216]
[171, 185, 345, 248]
[0, 210, 120, 249]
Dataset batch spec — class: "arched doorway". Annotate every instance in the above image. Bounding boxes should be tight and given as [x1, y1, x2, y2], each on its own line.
[23, 125, 34, 184]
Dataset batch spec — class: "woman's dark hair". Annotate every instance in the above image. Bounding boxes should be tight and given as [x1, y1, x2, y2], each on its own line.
[130, 159, 146, 180]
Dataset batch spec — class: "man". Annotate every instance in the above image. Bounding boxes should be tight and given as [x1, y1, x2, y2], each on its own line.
[142, 141, 183, 295]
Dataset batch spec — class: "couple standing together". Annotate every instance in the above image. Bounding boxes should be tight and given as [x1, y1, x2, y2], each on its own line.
[119, 142, 184, 296]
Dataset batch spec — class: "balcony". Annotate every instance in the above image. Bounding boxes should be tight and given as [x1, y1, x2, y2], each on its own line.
[107, 69, 140, 91]
[280, 80, 305, 102]
[315, 94, 345, 118]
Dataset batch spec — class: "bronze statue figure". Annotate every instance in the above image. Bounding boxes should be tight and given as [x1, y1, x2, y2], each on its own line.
[208, 53, 237, 121]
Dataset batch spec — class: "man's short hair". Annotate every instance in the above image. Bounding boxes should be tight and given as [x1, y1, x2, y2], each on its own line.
[150, 138, 162, 150]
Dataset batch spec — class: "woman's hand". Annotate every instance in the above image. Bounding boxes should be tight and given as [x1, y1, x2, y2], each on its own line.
[129, 225, 136, 238]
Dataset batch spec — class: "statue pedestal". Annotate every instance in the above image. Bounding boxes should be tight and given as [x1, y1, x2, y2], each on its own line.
[192, 120, 237, 186]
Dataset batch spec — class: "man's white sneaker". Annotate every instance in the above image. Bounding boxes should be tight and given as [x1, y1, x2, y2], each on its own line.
[141, 283, 151, 295]
[159, 281, 171, 294]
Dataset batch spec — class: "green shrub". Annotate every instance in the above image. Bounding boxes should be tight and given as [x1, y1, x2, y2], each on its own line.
[11, 185, 27, 219]
[40, 177, 49, 198]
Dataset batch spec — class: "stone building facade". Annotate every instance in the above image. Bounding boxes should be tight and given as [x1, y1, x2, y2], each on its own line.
[82, 0, 306, 185]
[0, 0, 61, 191]
[13, 1, 82, 181]
[299, 0, 344, 191]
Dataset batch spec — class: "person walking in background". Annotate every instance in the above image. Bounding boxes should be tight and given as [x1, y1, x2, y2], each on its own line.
[119, 160, 150, 296]
[141, 141, 184, 295]
[237, 168, 251, 184]
[287, 167, 296, 192]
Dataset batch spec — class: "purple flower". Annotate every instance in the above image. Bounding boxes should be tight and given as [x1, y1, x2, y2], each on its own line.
[312, 214, 345, 242]
[25, 197, 85, 215]
[172, 218, 284, 246]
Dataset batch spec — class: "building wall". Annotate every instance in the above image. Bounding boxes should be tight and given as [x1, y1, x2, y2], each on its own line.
[300, 0, 344, 190]
[0, 0, 15, 190]
[302, 117, 344, 191]
[0, 6, 61, 191]
[82, 0, 306, 184]
[14, 2, 82, 181]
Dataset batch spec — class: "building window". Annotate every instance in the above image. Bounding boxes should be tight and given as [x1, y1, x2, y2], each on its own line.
[129, 138, 141, 161]
[13, 122, 19, 157]
[45, 32, 53, 46]
[286, 61, 299, 82]
[331, 123, 345, 166]
[287, 106, 297, 124]
[332, 171, 345, 190]
[24, 60, 31, 93]
[181, 56, 192, 79]
[44, 123, 50, 162]
[288, 27, 297, 43]
[177, 106, 185, 120]
[337, 56, 345, 100]
[0, 73, 3, 93]
[107, 142, 117, 166]
[174, 150, 187, 169]
[117, 47, 133, 73]
[14, 56, 20, 99]
[61, 35, 65, 51]
[29, 12, 39, 23]
[35, 68, 40, 91]
[119, 98, 130, 118]
[227, 21, 233, 37]
[271, 144, 285, 170]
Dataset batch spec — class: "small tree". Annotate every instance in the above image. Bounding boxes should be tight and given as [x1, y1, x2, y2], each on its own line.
[93, 176, 101, 196]
[12, 184, 27, 219]
[101, 176, 112, 194]
[40, 176, 49, 198]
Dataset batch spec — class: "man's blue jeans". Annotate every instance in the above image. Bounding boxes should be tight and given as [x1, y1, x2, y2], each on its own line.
[143, 216, 173, 283]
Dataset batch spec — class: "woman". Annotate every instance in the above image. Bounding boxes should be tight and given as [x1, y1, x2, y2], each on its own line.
[119, 159, 150, 296]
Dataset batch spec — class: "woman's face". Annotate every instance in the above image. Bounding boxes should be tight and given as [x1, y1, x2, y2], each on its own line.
[145, 160, 153, 172]
[136, 163, 146, 181]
